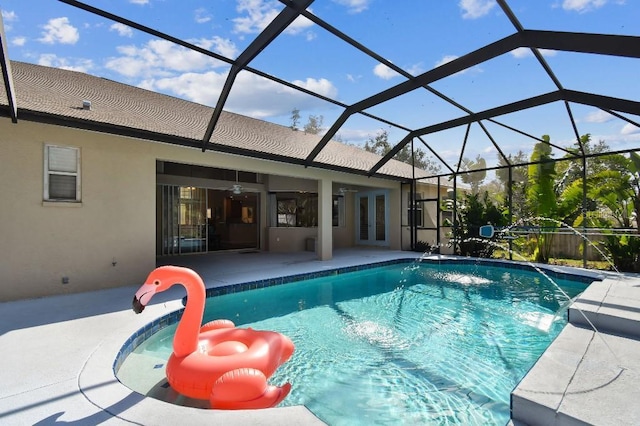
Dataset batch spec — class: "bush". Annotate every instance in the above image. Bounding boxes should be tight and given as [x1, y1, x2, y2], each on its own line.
[452, 192, 508, 258]
[413, 240, 439, 253]
[603, 234, 640, 272]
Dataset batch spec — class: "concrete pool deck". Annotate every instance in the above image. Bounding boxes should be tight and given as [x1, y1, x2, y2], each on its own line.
[1, 248, 639, 425]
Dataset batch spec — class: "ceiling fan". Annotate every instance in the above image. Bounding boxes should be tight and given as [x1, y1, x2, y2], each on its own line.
[212, 170, 259, 195]
[214, 183, 259, 195]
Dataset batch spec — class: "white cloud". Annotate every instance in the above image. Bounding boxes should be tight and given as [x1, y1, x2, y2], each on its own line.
[510, 47, 558, 58]
[406, 63, 425, 76]
[334, 127, 376, 145]
[459, 0, 497, 19]
[584, 110, 613, 123]
[11, 37, 26, 46]
[233, 0, 281, 34]
[100, 28, 335, 119]
[195, 37, 238, 59]
[562, 0, 607, 13]
[332, 0, 371, 14]
[233, 0, 313, 35]
[105, 37, 238, 78]
[110, 23, 134, 37]
[434, 54, 483, 76]
[195, 8, 212, 24]
[38, 17, 79, 45]
[129, 0, 149, 5]
[285, 15, 314, 35]
[510, 48, 531, 58]
[150, 71, 226, 106]
[346, 73, 361, 83]
[1, 10, 17, 21]
[38, 54, 93, 73]
[435, 55, 459, 68]
[621, 123, 640, 135]
[373, 63, 399, 80]
[148, 70, 337, 118]
[292, 77, 338, 99]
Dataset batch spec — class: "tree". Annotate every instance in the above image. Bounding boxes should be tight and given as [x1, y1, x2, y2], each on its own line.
[289, 109, 323, 134]
[495, 150, 529, 220]
[303, 114, 323, 134]
[627, 151, 640, 233]
[555, 134, 627, 195]
[363, 130, 441, 175]
[459, 155, 487, 194]
[496, 150, 528, 191]
[578, 156, 639, 272]
[289, 108, 300, 131]
[526, 135, 557, 263]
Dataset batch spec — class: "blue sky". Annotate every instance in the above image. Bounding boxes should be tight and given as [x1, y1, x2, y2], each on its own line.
[1, 0, 639, 172]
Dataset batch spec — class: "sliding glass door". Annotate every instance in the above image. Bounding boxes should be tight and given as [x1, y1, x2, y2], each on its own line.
[158, 185, 207, 255]
[157, 185, 259, 255]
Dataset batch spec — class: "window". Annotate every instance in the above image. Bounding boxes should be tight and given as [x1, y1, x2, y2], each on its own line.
[269, 192, 345, 227]
[276, 197, 298, 226]
[44, 144, 80, 201]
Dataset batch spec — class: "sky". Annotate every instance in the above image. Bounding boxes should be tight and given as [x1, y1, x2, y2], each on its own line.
[1, 0, 639, 173]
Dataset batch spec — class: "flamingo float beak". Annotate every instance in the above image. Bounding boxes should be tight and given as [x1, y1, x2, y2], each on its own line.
[132, 282, 158, 314]
[132, 295, 145, 314]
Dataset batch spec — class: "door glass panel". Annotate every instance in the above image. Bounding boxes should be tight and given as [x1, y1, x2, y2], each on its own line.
[159, 185, 207, 255]
[359, 196, 369, 240]
[159, 185, 179, 255]
[178, 187, 207, 254]
[375, 194, 386, 241]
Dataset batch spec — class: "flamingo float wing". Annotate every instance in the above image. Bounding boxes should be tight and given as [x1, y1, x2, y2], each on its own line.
[211, 368, 292, 410]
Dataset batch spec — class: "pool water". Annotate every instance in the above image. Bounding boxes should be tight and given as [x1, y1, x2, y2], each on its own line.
[117, 261, 590, 425]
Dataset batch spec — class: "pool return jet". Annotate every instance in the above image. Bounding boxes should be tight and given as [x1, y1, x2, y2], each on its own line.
[132, 265, 295, 409]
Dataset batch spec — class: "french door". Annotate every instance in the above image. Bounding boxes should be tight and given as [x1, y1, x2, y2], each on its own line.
[356, 190, 389, 246]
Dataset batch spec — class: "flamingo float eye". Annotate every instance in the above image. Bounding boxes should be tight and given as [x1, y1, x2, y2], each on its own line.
[153, 280, 161, 286]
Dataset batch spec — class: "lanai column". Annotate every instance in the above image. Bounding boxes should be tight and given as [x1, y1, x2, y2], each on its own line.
[317, 178, 333, 260]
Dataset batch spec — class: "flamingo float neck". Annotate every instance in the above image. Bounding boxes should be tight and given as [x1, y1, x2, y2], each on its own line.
[135, 266, 207, 358]
[172, 271, 206, 358]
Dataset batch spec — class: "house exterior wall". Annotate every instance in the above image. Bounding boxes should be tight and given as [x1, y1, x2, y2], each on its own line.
[0, 121, 156, 301]
[1, 119, 406, 300]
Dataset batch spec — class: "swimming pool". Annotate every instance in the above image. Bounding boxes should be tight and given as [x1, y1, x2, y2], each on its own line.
[116, 259, 594, 425]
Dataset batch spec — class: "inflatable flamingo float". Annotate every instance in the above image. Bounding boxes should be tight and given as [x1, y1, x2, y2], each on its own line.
[132, 265, 295, 409]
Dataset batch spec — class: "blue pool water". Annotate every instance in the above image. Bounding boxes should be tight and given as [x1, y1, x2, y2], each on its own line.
[117, 260, 592, 425]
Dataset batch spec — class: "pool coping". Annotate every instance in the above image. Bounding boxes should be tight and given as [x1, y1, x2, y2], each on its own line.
[104, 255, 607, 425]
[510, 273, 640, 425]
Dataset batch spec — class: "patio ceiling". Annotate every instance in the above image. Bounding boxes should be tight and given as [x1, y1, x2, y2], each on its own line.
[1, 0, 639, 179]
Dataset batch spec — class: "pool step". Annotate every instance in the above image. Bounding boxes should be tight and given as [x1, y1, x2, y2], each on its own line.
[510, 275, 640, 426]
[569, 278, 640, 339]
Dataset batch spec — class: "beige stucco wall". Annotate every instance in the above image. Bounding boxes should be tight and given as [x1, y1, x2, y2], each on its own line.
[1, 118, 407, 300]
[0, 120, 156, 301]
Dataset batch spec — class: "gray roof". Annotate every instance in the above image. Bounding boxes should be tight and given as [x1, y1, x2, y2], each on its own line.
[0, 61, 435, 182]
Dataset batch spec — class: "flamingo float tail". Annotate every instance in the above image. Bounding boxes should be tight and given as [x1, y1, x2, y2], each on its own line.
[210, 368, 292, 410]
